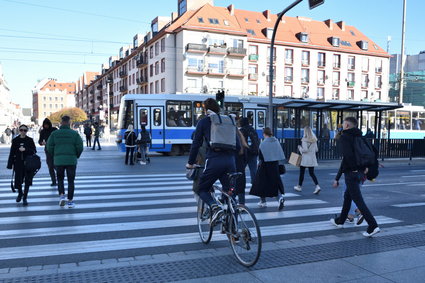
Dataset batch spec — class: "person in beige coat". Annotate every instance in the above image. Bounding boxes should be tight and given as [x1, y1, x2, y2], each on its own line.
[294, 126, 321, 194]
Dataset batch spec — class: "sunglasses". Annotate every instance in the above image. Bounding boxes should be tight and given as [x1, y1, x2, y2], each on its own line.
[19, 129, 28, 132]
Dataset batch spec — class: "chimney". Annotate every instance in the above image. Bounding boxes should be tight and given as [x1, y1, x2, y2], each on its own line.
[324, 19, 333, 30]
[263, 10, 271, 21]
[227, 4, 234, 16]
[336, 21, 345, 31]
[171, 12, 178, 22]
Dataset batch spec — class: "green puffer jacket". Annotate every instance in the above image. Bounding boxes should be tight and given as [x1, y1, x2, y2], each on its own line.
[47, 125, 84, 166]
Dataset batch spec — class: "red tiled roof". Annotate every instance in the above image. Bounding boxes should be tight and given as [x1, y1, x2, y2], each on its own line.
[40, 79, 76, 92]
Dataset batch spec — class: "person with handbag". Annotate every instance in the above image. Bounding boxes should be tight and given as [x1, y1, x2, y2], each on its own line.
[250, 127, 285, 211]
[294, 126, 321, 195]
[6, 124, 37, 206]
[124, 124, 137, 165]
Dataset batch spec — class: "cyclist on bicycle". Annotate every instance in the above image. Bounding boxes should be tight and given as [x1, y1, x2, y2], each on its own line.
[186, 98, 240, 225]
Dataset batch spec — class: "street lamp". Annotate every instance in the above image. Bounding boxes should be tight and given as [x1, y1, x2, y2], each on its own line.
[267, 0, 324, 128]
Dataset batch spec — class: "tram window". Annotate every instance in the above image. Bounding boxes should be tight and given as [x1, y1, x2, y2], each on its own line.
[166, 100, 192, 127]
[413, 112, 425, 130]
[289, 109, 295, 128]
[257, 111, 265, 128]
[276, 108, 288, 128]
[140, 109, 148, 126]
[193, 101, 205, 126]
[396, 111, 411, 130]
[246, 111, 254, 126]
[224, 102, 243, 118]
[153, 108, 161, 126]
[388, 111, 395, 130]
[121, 100, 134, 129]
[300, 110, 310, 128]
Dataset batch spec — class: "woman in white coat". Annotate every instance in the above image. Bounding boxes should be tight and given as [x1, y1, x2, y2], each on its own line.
[294, 126, 321, 194]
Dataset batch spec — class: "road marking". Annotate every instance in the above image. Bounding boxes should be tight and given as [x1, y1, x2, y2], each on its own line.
[401, 175, 425, 178]
[392, 202, 425, 208]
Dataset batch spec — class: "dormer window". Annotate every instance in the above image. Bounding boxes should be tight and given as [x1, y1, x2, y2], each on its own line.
[198, 17, 204, 23]
[208, 18, 219, 24]
[223, 20, 229, 26]
[247, 29, 256, 36]
[330, 36, 340, 47]
[358, 40, 369, 50]
[298, 32, 309, 43]
[263, 28, 274, 39]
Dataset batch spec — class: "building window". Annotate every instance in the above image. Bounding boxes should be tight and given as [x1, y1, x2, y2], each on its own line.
[318, 52, 326, 67]
[208, 18, 219, 24]
[248, 65, 258, 80]
[362, 74, 369, 88]
[155, 80, 159, 94]
[166, 100, 192, 127]
[161, 58, 165, 73]
[361, 90, 368, 99]
[332, 71, 340, 86]
[155, 42, 159, 56]
[246, 29, 256, 36]
[317, 70, 325, 84]
[161, 78, 165, 92]
[332, 89, 340, 100]
[161, 38, 165, 52]
[301, 51, 310, 66]
[347, 89, 354, 100]
[155, 61, 159, 75]
[248, 83, 257, 95]
[348, 72, 355, 87]
[375, 75, 382, 88]
[267, 46, 276, 61]
[333, 54, 341, 68]
[376, 91, 381, 100]
[301, 68, 309, 84]
[348, 56, 355, 70]
[317, 87, 324, 99]
[150, 82, 154, 94]
[150, 46, 153, 58]
[285, 49, 293, 64]
[375, 59, 383, 72]
[362, 57, 369, 72]
[150, 64, 153, 77]
[198, 17, 204, 23]
[301, 86, 309, 98]
[285, 67, 293, 82]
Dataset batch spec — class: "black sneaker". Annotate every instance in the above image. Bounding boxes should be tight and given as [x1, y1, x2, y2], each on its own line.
[16, 193, 23, 203]
[210, 205, 223, 226]
[278, 197, 285, 211]
[50, 183, 57, 187]
[22, 199, 28, 206]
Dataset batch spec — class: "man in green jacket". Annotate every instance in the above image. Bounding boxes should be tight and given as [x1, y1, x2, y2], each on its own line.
[47, 115, 83, 208]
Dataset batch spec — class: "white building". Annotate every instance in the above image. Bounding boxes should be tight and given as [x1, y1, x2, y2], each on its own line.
[0, 64, 20, 132]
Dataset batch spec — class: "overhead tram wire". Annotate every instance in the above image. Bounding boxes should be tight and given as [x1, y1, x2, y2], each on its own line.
[0, 34, 131, 45]
[0, 58, 100, 65]
[0, 47, 112, 57]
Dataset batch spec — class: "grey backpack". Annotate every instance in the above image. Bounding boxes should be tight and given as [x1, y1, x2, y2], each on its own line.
[209, 114, 236, 151]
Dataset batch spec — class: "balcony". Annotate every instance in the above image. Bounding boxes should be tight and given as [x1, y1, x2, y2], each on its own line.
[89, 89, 94, 94]
[227, 47, 247, 57]
[136, 77, 148, 85]
[186, 66, 207, 75]
[136, 57, 147, 68]
[207, 69, 225, 76]
[317, 61, 325, 68]
[227, 69, 245, 78]
[348, 64, 355, 70]
[375, 67, 382, 73]
[107, 76, 113, 83]
[119, 70, 127, 78]
[301, 78, 309, 84]
[375, 82, 382, 89]
[333, 63, 341, 69]
[333, 80, 340, 87]
[96, 84, 103, 90]
[347, 81, 355, 87]
[208, 45, 227, 55]
[301, 60, 309, 66]
[109, 91, 114, 96]
[248, 54, 258, 61]
[317, 80, 325, 85]
[248, 73, 258, 80]
[119, 86, 128, 92]
[186, 43, 208, 53]
[97, 95, 102, 100]
[284, 76, 293, 83]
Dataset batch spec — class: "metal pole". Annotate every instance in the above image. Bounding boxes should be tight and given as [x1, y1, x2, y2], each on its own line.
[399, 0, 407, 104]
[268, 0, 304, 128]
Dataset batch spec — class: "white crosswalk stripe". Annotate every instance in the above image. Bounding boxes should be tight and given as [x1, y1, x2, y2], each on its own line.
[0, 174, 401, 263]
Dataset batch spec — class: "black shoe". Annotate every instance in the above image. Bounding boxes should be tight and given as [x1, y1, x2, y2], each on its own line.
[356, 214, 365, 225]
[91, 148, 95, 150]
[16, 193, 23, 203]
[22, 199, 28, 206]
[50, 183, 57, 187]
[278, 197, 285, 211]
[98, 148, 101, 150]
[210, 205, 224, 226]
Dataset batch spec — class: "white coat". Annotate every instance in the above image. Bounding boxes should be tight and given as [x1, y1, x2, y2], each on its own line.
[298, 139, 318, 167]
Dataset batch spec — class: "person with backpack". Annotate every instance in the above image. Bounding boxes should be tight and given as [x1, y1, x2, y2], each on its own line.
[83, 124, 92, 148]
[235, 127, 249, 205]
[294, 126, 321, 195]
[6, 124, 37, 206]
[136, 125, 151, 165]
[330, 117, 380, 237]
[186, 98, 240, 225]
[91, 122, 101, 150]
[47, 116, 84, 208]
[124, 124, 137, 165]
[38, 118, 58, 186]
[239, 117, 260, 184]
[250, 127, 285, 210]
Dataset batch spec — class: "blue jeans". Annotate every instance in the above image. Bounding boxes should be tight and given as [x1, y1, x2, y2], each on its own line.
[92, 136, 101, 150]
[198, 155, 236, 207]
[246, 154, 258, 184]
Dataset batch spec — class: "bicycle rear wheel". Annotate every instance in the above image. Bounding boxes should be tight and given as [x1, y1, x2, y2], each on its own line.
[197, 198, 213, 244]
[228, 204, 262, 267]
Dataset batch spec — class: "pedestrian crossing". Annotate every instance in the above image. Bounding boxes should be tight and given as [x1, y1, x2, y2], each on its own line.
[0, 173, 401, 265]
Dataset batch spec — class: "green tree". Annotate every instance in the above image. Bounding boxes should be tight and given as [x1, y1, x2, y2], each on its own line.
[48, 107, 87, 124]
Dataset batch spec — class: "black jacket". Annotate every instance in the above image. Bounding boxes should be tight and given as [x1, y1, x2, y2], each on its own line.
[336, 127, 363, 177]
[124, 130, 137, 147]
[7, 136, 37, 170]
[38, 118, 57, 145]
[239, 125, 260, 156]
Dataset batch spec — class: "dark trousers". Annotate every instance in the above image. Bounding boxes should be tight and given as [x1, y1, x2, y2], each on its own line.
[125, 147, 135, 164]
[246, 154, 258, 184]
[92, 136, 101, 149]
[298, 166, 319, 186]
[337, 172, 378, 229]
[56, 165, 76, 200]
[85, 135, 92, 147]
[15, 168, 31, 198]
[198, 155, 236, 206]
[45, 149, 56, 184]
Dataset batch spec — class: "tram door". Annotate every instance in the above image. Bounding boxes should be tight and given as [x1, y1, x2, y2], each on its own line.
[136, 106, 165, 149]
[244, 108, 267, 130]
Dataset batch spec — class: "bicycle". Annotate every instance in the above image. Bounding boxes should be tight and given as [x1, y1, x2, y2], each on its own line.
[197, 172, 262, 267]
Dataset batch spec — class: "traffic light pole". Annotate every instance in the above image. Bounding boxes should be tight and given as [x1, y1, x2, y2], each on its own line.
[268, 0, 303, 128]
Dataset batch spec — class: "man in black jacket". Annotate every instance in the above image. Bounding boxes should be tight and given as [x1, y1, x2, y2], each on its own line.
[239, 117, 260, 184]
[38, 118, 57, 186]
[331, 117, 380, 237]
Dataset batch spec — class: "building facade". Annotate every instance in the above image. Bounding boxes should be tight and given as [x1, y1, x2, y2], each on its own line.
[0, 64, 24, 131]
[32, 79, 76, 125]
[77, 0, 390, 124]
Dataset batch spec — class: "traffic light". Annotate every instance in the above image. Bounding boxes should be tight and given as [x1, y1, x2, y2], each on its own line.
[216, 90, 225, 108]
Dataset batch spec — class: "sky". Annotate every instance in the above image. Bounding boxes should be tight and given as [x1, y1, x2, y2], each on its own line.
[0, 0, 424, 108]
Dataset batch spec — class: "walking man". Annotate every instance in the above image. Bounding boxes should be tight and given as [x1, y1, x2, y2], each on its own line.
[92, 122, 101, 150]
[38, 118, 57, 186]
[330, 117, 380, 237]
[47, 116, 83, 208]
[239, 117, 260, 184]
[83, 123, 92, 148]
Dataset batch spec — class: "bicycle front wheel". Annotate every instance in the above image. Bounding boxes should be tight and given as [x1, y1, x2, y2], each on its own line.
[228, 204, 262, 267]
[197, 198, 213, 244]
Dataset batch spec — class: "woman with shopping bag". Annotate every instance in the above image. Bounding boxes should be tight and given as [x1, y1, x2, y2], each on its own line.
[294, 126, 321, 194]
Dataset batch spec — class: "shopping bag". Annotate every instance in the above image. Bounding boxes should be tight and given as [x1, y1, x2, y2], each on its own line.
[288, 152, 301, 167]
